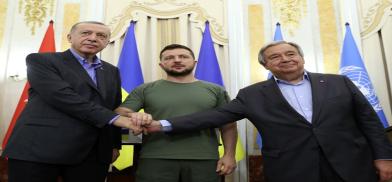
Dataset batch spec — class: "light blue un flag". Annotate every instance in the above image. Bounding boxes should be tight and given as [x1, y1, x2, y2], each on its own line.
[273, 22, 283, 41]
[267, 22, 284, 80]
[257, 22, 285, 149]
[339, 23, 389, 128]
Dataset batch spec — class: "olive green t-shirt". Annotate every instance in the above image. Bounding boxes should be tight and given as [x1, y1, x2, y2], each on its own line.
[121, 79, 230, 159]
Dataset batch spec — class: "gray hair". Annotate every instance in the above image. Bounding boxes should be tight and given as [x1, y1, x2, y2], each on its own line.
[257, 41, 304, 66]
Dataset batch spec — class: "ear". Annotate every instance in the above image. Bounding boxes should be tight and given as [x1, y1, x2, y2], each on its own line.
[67, 34, 72, 43]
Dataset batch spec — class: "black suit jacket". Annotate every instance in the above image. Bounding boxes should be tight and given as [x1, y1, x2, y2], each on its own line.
[3, 50, 122, 164]
[170, 72, 392, 182]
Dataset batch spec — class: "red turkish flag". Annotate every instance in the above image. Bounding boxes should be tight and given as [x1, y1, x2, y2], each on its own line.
[2, 20, 56, 149]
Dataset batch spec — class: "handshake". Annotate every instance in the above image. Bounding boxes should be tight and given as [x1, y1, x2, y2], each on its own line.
[112, 112, 162, 135]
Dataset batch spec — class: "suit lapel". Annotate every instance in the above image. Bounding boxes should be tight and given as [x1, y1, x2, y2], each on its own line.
[260, 78, 310, 124]
[62, 50, 100, 93]
[259, 79, 286, 103]
[308, 73, 327, 124]
[95, 65, 107, 100]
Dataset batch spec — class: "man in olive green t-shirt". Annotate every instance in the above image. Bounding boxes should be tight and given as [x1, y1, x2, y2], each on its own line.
[115, 44, 237, 182]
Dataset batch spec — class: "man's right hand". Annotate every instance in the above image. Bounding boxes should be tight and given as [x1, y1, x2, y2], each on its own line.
[112, 115, 142, 134]
[127, 112, 153, 128]
[126, 112, 163, 135]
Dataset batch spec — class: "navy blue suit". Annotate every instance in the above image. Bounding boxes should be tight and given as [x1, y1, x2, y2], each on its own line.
[169, 72, 392, 182]
[3, 50, 121, 165]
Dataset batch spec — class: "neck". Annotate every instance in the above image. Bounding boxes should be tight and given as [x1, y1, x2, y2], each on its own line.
[71, 48, 96, 63]
[275, 71, 305, 84]
[85, 56, 95, 64]
[166, 74, 197, 83]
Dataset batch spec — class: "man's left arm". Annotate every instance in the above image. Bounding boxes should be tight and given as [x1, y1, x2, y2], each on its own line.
[344, 76, 392, 180]
[214, 88, 238, 175]
[217, 122, 237, 175]
[345, 76, 392, 157]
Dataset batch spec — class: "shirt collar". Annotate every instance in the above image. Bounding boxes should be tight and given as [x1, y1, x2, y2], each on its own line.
[70, 48, 102, 68]
[273, 71, 309, 85]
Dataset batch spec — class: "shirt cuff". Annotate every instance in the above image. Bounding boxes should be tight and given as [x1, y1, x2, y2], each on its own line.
[109, 115, 120, 125]
[160, 120, 172, 132]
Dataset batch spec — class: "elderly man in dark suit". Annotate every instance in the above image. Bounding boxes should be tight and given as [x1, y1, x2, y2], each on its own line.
[136, 41, 392, 182]
[2, 21, 137, 182]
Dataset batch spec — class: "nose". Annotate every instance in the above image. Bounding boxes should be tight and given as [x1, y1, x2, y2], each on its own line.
[86, 34, 98, 42]
[173, 56, 182, 62]
[281, 55, 290, 62]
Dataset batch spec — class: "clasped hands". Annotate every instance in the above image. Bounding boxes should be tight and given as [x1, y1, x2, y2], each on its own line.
[113, 113, 161, 135]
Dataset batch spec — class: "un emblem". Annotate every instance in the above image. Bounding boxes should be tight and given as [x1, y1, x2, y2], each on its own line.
[339, 66, 383, 112]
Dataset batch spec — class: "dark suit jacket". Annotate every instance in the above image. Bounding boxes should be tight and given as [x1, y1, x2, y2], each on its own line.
[170, 72, 392, 182]
[3, 50, 122, 165]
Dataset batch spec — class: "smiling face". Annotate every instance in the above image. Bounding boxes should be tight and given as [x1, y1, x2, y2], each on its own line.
[263, 43, 305, 78]
[159, 48, 197, 77]
[67, 22, 110, 59]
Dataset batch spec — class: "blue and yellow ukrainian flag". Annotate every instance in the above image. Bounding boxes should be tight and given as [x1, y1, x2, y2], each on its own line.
[195, 21, 245, 162]
[113, 21, 144, 170]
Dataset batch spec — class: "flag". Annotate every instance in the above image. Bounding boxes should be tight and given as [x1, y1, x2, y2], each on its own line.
[112, 21, 144, 170]
[339, 23, 389, 128]
[266, 22, 284, 80]
[195, 21, 245, 161]
[117, 21, 144, 99]
[257, 22, 285, 150]
[273, 22, 283, 41]
[2, 20, 56, 149]
[195, 21, 224, 86]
